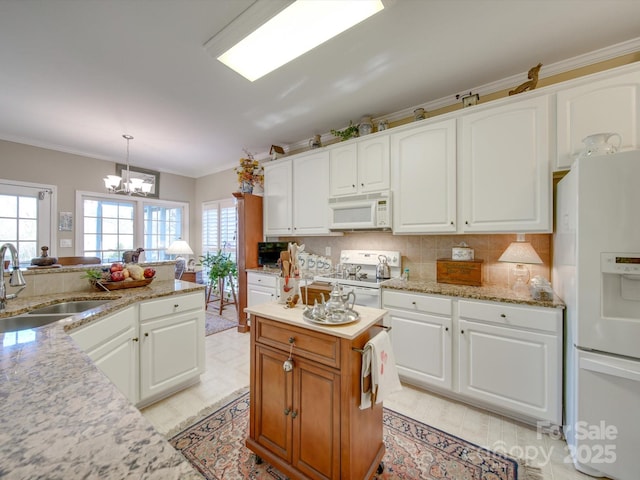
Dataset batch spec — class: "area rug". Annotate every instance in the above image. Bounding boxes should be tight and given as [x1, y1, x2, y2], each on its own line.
[204, 310, 238, 336]
[169, 389, 542, 479]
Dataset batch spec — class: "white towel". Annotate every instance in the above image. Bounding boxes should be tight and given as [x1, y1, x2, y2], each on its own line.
[360, 331, 402, 409]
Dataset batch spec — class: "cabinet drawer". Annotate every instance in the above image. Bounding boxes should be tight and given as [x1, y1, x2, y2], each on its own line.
[255, 317, 340, 368]
[247, 272, 279, 289]
[383, 290, 452, 316]
[70, 306, 136, 351]
[458, 300, 561, 333]
[139, 292, 204, 321]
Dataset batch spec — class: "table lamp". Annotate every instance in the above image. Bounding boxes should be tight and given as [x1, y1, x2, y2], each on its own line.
[498, 234, 543, 295]
[167, 239, 194, 274]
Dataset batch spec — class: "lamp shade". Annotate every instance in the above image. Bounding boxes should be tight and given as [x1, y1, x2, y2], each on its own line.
[498, 241, 542, 265]
[166, 240, 194, 256]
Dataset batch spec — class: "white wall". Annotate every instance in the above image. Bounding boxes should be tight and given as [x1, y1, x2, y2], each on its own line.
[0, 139, 199, 256]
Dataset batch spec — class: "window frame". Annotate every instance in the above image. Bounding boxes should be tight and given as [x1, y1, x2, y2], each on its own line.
[0, 178, 56, 265]
[75, 190, 189, 261]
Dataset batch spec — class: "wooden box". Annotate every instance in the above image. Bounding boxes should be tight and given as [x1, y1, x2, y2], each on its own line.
[300, 282, 333, 305]
[436, 258, 483, 286]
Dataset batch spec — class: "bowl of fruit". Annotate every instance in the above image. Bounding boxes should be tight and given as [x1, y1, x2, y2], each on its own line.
[85, 263, 156, 291]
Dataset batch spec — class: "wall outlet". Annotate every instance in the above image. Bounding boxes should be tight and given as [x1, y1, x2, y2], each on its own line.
[60, 238, 73, 248]
[325, 246, 331, 256]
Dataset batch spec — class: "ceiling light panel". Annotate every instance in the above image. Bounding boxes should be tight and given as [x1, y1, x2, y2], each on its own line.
[216, 0, 384, 81]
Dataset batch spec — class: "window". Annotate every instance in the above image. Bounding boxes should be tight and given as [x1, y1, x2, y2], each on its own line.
[0, 179, 54, 267]
[202, 198, 237, 261]
[77, 191, 188, 263]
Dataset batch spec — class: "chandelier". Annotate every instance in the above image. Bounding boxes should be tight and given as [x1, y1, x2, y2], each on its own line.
[103, 134, 153, 196]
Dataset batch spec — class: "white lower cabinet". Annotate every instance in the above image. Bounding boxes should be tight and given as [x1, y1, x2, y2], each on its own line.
[383, 290, 452, 390]
[71, 306, 139, 402]
[70, 291, 205, 407]
[247, 272, 278, 311]
[382, 290, 563, 425]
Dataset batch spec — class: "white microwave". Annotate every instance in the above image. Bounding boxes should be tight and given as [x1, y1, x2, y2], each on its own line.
[328, 192, 392, 231]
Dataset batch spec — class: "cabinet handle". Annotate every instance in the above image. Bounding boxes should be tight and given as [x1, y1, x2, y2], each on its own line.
[132, 337, 139, 342]
[288, 336, 295, 344]
[284, 408, 290, 415]
[291, 411, 298, 419]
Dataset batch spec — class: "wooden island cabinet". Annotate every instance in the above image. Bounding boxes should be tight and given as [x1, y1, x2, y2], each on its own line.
[245, 302, 388, 480]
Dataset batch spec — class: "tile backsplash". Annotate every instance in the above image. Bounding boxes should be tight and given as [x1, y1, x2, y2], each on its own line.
[275, 232, 551, 289]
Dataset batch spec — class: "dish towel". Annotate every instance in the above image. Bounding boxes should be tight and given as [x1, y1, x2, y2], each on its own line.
[360, 331, 402, 409]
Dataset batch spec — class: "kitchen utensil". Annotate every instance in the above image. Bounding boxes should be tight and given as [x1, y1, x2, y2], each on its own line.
[376, 255, 391, 279]
[325, 283, 356, 313]
[346, 264, 361, 276]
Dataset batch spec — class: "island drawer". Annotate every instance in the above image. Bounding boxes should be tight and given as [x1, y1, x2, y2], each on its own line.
[254, 316, 340, 369]
[139, 292, 204, 321]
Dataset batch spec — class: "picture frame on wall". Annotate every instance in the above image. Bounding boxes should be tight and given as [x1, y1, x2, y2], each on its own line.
[116, 164, 160, 198]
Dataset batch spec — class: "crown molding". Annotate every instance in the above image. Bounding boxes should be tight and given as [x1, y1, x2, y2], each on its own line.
[260, 37, 640, 162]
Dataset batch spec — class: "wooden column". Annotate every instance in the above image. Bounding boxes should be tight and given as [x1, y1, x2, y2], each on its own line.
[233, 192, 263, 333]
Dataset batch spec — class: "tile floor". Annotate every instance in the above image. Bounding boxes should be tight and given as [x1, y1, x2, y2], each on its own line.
[141, 328, 599, 480]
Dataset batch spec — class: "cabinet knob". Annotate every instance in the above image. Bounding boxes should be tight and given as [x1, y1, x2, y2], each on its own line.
[500, 313, 506, 318]
[461, 329, 465, 334]
[132, 337, 139, 342]
[284, 408, 290, 415]
[174, 304, 179, 308]
[412, 301, 416, 305]
[352, 184, 356, 188]
[291, 411, 298, 419]
[145, 332, 149, 337]
[288, 336, 295, 344]
[450, 221, 454, 225]
[445, 327, 449, 332]
[360, 183, 364, 187]
[465, 221, 469, 225]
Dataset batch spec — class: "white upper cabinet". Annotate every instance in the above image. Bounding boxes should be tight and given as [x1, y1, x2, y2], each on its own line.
[391, 119, 457, 233]
[556, 66, 640, 171]
[263, 159, 293, 236]
[329, 134, 389, 197]
[460, 95, 552, 233]
[292, 150, 330, 235]
[263, 151, 330, 236]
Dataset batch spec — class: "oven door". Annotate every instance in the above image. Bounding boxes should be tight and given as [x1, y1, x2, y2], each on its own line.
[346, 285, 381, 308]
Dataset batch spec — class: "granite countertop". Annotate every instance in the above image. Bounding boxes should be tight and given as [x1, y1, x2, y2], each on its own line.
[381, 278, 565, 309]
[0, 280, 205, 480]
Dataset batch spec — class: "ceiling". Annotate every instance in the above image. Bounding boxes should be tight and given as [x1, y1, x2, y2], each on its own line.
[1, 1, 639, 179]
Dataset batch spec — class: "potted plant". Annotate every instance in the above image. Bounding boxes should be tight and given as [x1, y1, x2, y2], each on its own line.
[331, 121, 359, 141]
[199, 250, 237, 299]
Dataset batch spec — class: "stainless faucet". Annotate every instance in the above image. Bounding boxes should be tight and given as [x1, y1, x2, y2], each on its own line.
[0, 243, 27, 311]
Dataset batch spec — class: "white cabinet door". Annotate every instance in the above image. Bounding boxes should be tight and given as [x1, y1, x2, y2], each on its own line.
[139, 308, 205, 403]
[458, 318, 561, 424]
[264, 159, 293, 236]
[70, 306, 139, 403]
[292, 151, 330, 234]
[329, 142, 358, 196]
[329, 135, 390, 197]
[387, 308, 452, 390]
[461, 95, 551, 233]
[556, 67, 640, 170]
[391, 119, 456, 233]
[358, 135, 390, 193]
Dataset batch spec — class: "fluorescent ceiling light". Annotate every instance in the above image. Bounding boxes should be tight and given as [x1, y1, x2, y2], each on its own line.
[217, 0, 384, 81]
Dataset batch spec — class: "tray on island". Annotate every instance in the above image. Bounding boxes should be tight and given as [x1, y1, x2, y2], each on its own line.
[303, 308, 360, 326]
[93, 278, 154, 291]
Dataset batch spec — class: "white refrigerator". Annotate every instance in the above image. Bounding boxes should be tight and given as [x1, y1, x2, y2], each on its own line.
[553, 150, 640, 480]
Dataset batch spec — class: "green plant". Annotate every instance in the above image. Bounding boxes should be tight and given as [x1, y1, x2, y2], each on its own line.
[199, 250, 237, 292]
[331, 121, 359, 141]
[82, 268, 104, 281]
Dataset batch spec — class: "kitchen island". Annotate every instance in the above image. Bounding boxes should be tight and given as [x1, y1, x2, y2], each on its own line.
[0, 279, 204, 480]
[245, 302, 387, 480]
